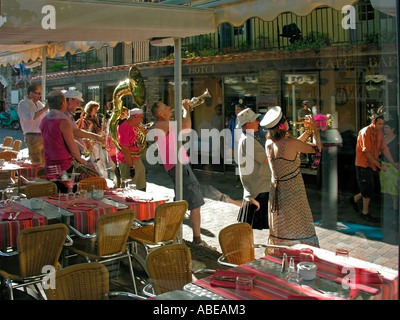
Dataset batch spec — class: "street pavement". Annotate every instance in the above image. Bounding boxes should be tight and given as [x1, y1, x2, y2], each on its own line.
[144, 160, 399, 272]
[1, 126, 398, 272]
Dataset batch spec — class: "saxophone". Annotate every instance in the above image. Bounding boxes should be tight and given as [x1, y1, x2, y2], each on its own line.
[108, 66, 147, 157]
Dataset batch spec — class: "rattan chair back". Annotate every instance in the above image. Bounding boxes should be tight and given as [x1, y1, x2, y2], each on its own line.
[146, 243, 192, 295]
[2, 136, 13, 148]
[218, 222, 255, 265]
[96, 209, 136, 257]
[17, 223, 69, 277]
[67, 209, 138, 294]
[0, 151, 17, 161]
[78, 177, 108, 191]
[129, 200, 188, 245]
[11, 139, 22, 152]
[24, 181, 58, 199]
[153, 200, 188, 243]
[46, 262, 110, 300]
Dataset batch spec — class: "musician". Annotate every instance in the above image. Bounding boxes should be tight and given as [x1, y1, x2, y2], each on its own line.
[77, 101, 104, 134]
[77, 101, 108, 179]
[105, 106, 129, 188]
[40, 90, 87, 192]
[64, 91, 105, 149]
[117, 108, 147, 191]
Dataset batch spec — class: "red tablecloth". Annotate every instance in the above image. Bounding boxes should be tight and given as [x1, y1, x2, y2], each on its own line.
[0, 202, 48, 250]
[43, 196, 117, 234]
[104, 192, 165, 221]
[17, 163, 44, 185]
[194, 248, 398, 300]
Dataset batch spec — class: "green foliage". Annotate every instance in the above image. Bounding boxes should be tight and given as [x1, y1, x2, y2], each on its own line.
[363, 32, 396, 46]
[50, 62, 67, 72]
[287, 31, 331, 52]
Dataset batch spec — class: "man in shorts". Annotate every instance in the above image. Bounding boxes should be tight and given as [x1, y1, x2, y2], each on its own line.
[151, 99, 215, 250]
[350, 114, 399, 222]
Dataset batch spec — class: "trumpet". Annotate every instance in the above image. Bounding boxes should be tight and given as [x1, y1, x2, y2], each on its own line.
[189, 88, 211, 111]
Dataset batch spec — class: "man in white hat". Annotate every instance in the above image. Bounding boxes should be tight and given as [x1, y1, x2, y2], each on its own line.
[236, 107, 271, 229]
[64, 90, 105, 151]
[116, 108, 146, 191]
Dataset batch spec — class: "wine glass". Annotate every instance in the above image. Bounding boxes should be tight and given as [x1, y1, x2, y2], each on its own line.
[122, 178, 132, 193]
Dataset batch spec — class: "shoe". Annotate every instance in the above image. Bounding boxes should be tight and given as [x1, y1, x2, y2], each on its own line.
[359, 212, 380, 223]
[194, 240, 217, 251]
[349, 197, 359, 213]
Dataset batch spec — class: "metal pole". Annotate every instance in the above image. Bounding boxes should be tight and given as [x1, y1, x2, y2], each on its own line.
[41, 46, 46, 98]
[174, 38, 184, 242]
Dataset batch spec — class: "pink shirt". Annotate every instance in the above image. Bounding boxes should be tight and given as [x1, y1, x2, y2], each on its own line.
[116, 120, 140, 163]
[40, 114, 73, 179]
[155, 129, 189, 172]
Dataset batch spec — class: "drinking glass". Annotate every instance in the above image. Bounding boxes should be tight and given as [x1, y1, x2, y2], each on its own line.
[300, 248, 315, 262]
[122, 178, 132, 193]
[235, 275, 253, 292]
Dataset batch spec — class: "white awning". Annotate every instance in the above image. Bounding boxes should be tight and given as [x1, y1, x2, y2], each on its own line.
[212, 0, 357, 27]
[0, 0, 216, 66]
[370, 0, 397, 17]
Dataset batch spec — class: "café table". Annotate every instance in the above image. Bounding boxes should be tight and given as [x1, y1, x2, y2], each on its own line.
[103, 189, 167, 221]
[184, 244, 398, 300]
[0, 161, 44, 194]
[42, 194, 118, 235]
[0, 201, 48, 252]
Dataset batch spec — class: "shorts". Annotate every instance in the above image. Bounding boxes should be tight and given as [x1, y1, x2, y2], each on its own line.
[168, 164, 205, 211]
[356, 166, 380, 198]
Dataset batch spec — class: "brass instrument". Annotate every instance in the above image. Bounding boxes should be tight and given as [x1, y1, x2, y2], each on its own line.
[189, 88, 211, 111]
[108, 66, 147, 158]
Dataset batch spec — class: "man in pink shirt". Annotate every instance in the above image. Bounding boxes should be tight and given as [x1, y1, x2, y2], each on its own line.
[350, 114, 399, 222]
[151, 99, 216, 250]
[117, 108, 146, 191]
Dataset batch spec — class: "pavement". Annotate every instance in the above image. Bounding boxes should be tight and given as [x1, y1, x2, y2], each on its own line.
[1, 127, 398, 274]
[143, 160, 399, 272]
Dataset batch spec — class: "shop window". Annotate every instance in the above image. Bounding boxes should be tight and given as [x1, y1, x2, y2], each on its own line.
[358, 0, 374, 21]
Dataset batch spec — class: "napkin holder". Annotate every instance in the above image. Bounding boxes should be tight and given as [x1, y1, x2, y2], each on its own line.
[30, 198, 44, 210]
[297, 262, 317, 280]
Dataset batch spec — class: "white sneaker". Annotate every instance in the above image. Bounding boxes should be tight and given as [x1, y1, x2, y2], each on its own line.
[194, 240, 217, 251]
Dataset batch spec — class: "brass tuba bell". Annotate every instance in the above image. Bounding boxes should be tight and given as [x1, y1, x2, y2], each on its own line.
[108, 66, 147, 158]
[190, 88, 211, 110]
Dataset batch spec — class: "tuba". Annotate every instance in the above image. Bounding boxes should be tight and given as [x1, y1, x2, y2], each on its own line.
[108, 66, 147, 158]
[189, 88, 211, 111]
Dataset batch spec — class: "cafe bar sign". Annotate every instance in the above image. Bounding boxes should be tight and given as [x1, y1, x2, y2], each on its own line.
[285, 74, 317, 85]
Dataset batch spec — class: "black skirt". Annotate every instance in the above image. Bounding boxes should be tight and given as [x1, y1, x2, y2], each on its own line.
[237, 192, 269, 230]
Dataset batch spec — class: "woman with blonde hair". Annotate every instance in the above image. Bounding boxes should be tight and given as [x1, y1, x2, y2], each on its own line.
[77, 101, 108, 179]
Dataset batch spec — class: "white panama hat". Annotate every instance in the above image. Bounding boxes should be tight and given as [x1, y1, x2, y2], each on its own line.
[260, 106, 283, 129]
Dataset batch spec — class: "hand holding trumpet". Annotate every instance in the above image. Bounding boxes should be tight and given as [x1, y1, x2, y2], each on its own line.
[303, 115, 320, 137]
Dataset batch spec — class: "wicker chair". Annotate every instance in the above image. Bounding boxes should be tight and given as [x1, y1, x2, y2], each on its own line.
[66, 209, 138, 294]
[78, 177, 108, 191]
[23, 181, 58, 199]
[0, 151, 18, 161]
[11, 139, 23, 153]
[218, 222, 264, 268]
[1, 136, 13, 151]
[128, 200, 188, 273]
[143, 243, 193, 297]
[0, 223, 69, 300]
[45, 262, 144, 300]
